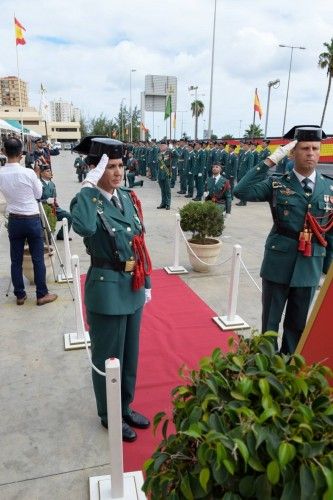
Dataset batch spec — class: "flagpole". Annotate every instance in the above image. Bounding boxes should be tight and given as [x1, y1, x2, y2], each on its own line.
[14, 15, 24, 140]
[252, 88, 256, 139]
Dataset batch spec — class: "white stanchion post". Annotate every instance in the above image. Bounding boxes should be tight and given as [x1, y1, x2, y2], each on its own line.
[89, 358, 146, 500]
[164, 213, 188, 274]
[57, 218, 73, 282]
[213, 244, 250, 331]
[64, 254, 91, 350]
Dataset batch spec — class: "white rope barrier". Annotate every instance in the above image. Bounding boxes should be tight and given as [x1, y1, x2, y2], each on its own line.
[70, 254, 105, 376]
[179, 224, 232, 267]
[239, 256, 262, 293]
[58, 217, 73, 282]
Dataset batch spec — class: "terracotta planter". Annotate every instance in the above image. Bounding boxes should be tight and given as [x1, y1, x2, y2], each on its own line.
[23, 245, 55, 284]
[186, 238, 222, 272]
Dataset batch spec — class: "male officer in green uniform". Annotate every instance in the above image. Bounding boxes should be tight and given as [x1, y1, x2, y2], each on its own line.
[177, 139, 188, 194]
[205, 163, 232, 216]
[234, 126, 333, 354]
[236, 141, 254, 206]
[170, 142, 180, 188]
[70, 137, 152, 442]
[224, 144, 238, 197]
[150, 141, 159, 181]
[193, 142, 206, 201]
[74, 154, 86, 182]
[39, 164, 73, 240]
[185, 143, 195, 198]
[126, 152, 143, 188]
[157, 141, 172, 210]
[259, 139, 271, 162]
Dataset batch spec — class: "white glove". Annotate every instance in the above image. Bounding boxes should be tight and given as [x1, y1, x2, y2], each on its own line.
[82, 154, 109, 186]
[267, 140, 297, 166]
[224, 213, 231, 219]
[198, 173, 203, 177]
[46, 197, 54, 204]
[145, 288, 151, 304]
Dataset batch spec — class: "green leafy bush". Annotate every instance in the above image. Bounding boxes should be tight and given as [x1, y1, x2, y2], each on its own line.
[143, 333, 333, 500]
[179, 201, 224, 245]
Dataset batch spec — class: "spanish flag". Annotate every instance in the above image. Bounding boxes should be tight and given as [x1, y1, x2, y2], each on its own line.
[14, 17, 26, 46]
[254, 88, 263, 120]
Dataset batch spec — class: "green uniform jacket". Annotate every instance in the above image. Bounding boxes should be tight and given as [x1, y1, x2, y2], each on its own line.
[237, 150, 254, 181]
[259, 147, 270, 162]
[234, 161, 333, 286]
[206, 175, 232, 214]
[41, 179, 57, 200]
[224, 152, 238, 179]
[157, 150, 172, 180]
[70, 187, 151, 315]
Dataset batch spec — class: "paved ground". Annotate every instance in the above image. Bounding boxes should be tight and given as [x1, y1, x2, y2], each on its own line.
[0, 151, 296, 499]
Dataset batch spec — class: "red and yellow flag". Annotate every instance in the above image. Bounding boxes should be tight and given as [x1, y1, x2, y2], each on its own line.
[14, 17, 26, 45]
[254, 88, 263, 120]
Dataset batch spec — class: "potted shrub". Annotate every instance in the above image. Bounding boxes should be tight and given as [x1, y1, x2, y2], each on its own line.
[143, 333, 333, 500]
[179, 201, 224, 272]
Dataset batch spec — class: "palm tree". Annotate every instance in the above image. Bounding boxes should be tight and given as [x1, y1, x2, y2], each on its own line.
[191, 100, 204, 140]
[318, 38, 333, 127]
[244, 123, 263, 138]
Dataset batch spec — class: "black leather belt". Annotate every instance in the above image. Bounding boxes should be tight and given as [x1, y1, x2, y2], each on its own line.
[275, 228, 299, 240]
[91, 257, 135, 272]
[9, 213, 40, 219]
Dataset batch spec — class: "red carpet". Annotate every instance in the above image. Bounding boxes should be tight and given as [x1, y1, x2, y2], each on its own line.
[81, 269, 234, 472]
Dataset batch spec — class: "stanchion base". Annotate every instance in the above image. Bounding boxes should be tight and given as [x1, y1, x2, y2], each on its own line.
[57, 273, 73, 283]
[89, 471, 146, 500]
[213, 315, 250, 331]
[164, 265, 188, 275]
[64, 331, 90, 350]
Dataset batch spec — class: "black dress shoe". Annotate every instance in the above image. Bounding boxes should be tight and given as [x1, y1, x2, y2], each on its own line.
[192, 198, 202, 201]
[157, 205, 166, 209]
[101, 419, 137, 442]
[122, 421, 137, 442]
[123, 410, 150, 429]
[177, 191, 186, 194]
[184, 194, 192, 198]
[165, 206, 170, 210]
[101, 419, 108, 429]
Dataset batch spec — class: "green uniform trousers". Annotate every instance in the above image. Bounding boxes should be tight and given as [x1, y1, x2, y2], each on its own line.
[158, 177, 171, 208]
[262, 279, 315, 355]
[127, 172, 141, 188]
[87, 306, 143, 421]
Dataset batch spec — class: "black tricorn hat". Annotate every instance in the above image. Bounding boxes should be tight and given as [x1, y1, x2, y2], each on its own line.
[283, 125, 326, 141]
[73, 136, 124, 159]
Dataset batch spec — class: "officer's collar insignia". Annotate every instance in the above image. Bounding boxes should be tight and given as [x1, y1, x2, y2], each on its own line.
[272, 180, 284, 189]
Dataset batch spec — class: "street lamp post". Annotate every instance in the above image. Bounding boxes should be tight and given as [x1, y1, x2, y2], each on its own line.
[129, 69, 136, 142]
[264, 79, 280, 139]
[207, 0, 217, 139]
[279, 44, 305, 135]
[120, 98, 126, 141]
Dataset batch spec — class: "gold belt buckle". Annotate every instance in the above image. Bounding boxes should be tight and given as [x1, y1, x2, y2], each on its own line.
[125, 260, 135, 272]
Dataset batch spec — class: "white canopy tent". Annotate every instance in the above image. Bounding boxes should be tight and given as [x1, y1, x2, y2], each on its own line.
[0, 118, 21, 133]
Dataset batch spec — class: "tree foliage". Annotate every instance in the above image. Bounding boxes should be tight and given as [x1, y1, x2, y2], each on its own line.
[318, 37, 333, 127]
[244, 123, 264, 139]
[143, 333, 333, 499]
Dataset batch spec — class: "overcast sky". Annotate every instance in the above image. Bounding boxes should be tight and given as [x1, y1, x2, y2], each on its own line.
[1, 0, 332, 139]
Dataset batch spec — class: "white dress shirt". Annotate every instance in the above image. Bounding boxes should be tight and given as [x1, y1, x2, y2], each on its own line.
[0, 162, 42, 215]
[293, 169, 316, 192]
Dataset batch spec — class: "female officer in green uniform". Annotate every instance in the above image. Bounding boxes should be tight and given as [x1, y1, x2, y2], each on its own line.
[70, 137, 152, 442]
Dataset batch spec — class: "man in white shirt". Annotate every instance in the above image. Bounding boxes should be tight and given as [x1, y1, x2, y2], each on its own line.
[0, 137, 57, 306]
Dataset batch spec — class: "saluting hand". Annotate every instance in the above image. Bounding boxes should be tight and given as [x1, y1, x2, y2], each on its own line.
[266, 140, 297, 167]
[82, 154, 109, 187]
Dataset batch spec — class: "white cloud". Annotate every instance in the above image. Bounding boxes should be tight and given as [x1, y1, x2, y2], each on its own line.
[0, 0, 332, 138]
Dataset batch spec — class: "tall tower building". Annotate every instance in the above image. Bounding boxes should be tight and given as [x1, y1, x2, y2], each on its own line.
[50, 99, 80, 122]
[0, 76, 29, 107]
